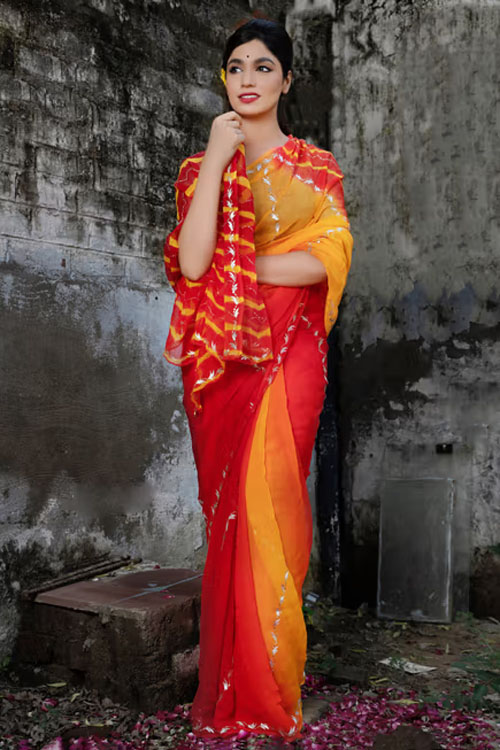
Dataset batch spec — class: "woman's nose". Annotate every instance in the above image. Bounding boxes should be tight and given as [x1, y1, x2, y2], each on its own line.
[242, 68, 255, 86]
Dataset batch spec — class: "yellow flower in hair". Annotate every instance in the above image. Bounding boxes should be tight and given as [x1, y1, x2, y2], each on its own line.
[220, 67, 226, 86]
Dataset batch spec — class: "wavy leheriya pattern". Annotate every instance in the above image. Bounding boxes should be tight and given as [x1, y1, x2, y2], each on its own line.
[163, 145, 273, 413]
[163, 136, 352, 410]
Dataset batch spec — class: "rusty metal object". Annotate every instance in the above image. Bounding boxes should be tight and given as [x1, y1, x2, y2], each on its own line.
[21, 555, 136, 600]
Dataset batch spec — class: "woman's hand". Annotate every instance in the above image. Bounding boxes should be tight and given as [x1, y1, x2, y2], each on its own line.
[204, 112, 245, 171]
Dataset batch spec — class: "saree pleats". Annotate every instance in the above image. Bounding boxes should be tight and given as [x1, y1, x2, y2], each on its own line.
[182, 285, 328, 739]
[163, 136, 353, 740]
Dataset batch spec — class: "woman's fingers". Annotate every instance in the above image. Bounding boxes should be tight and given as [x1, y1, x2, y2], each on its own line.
[205, 111, 245, 168]
[225, 112, 243, 127]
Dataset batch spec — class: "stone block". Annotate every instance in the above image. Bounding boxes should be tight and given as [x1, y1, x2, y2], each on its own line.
[95, 162, 148, 197]
[125, 256, 164, 288]
[0, 200, 32, 237]
[36, 146, 79, 179]
[70, 248, 126, 278]
[0, 4, 25, 33]
[0, 164, 16, 200]
[17, 45, 75, 85]
[5, 238, 71, 275]
[32, 28, 91, 66]
[0, 73, 30, 103]
[128, 84, 160, 114]
[31, 172, 77, 212]
[128, 83, 177, 127]
[0, 134, 27, 167]
[31, 111, 80, 152]
[74, 62, 101, 87]
[89, 135, 132, 170]
[29, 206, 88, 247]
[183, 84, 221, 117]
[14, 568, 203, 712]
[148, 227, 169, 258]
[94, 106, 137, 148]
[128, 196, 168, 229]
[17, 45, 55, 81]
[0, 236, 7, 262]
[71, 93, 94, 123]
[86, 217, 144, 255]
[77, 188, 130, 223]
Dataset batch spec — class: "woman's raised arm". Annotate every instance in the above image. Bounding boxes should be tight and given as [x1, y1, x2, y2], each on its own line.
[178, 112, 245, 281]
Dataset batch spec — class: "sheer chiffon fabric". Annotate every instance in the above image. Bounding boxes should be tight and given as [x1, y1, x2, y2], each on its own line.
[163, 135, 353, 740]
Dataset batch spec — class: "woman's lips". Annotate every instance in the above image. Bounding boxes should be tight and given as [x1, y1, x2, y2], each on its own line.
[239, 94, 260, 102]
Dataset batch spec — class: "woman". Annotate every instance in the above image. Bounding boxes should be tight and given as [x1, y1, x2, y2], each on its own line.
[163, 18, 353, 742]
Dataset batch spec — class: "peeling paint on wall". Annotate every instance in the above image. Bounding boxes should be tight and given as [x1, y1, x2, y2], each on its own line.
[327, 0, 500, 609]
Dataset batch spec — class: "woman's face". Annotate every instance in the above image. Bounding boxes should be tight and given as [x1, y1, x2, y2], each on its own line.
[225, 38, 291, 119]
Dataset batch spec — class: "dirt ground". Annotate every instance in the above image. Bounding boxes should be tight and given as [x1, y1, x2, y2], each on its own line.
[305, 601, 500, 703]
[1, 605, 499, 748]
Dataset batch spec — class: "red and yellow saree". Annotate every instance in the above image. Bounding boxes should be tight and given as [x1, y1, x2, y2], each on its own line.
[163, 134, 353, 741]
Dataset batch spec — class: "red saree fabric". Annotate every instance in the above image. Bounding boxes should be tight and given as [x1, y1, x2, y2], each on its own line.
[163, 135, 353, 740]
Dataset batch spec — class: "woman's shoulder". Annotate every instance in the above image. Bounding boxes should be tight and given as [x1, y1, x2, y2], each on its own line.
[294, 137, 344, 179]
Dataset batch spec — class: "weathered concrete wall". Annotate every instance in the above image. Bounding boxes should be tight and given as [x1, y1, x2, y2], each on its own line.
[4, 0, 495, 669]
[328, 0, 500, 608]
[0, 0, 293, 661]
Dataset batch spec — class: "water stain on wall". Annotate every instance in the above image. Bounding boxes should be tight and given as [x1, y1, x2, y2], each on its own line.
[0, 267, 180, 523]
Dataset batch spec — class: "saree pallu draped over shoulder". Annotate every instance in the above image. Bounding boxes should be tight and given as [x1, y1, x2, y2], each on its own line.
[163, 135, 353, 741]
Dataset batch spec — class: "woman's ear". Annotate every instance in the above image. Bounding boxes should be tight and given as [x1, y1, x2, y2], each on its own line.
[282, 70, 292, 95]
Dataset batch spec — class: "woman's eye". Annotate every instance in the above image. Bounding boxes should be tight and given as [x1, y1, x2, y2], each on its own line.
[228, 65, 272, 73]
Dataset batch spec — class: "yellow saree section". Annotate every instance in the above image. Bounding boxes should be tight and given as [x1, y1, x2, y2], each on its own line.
[245, 364, 312, 732]
[248, 139, 353, 335]
[231, 141, 352, 736]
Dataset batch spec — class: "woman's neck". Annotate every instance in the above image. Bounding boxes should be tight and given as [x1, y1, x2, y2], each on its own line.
[240, 114, 289, 160]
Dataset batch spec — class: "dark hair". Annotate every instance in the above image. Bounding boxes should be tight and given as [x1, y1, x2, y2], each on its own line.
[221, 18, 293, 134]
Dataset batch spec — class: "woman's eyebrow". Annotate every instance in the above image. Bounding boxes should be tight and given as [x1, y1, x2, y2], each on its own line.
[227, 56, 276, 65]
